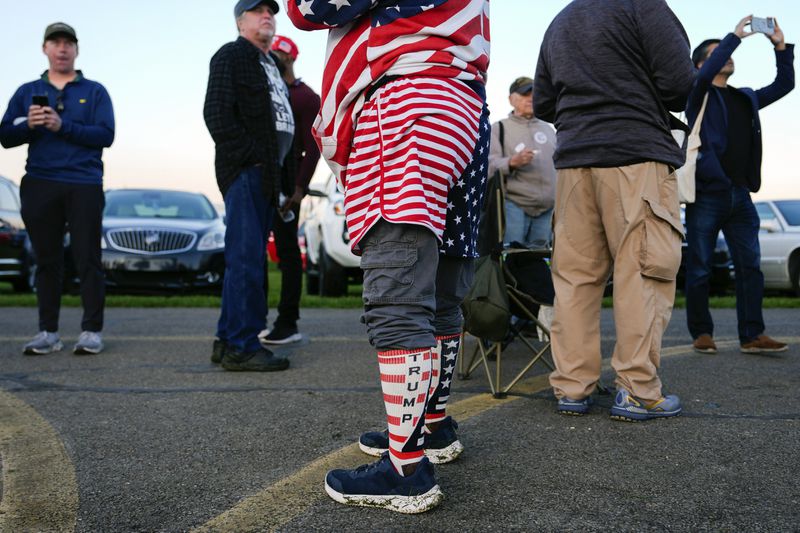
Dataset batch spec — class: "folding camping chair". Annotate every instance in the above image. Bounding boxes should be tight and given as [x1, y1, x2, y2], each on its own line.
[458, 169, 555, 398]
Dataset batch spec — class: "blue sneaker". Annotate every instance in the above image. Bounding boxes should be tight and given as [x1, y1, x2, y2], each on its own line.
[557, 397, 591, 416]
[358, 416, 464, 464]
[610, 388, 682, 422]
[324, 454, 443, 513]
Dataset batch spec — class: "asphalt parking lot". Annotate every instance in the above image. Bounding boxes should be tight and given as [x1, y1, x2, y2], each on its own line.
[1, 306, 798, 532]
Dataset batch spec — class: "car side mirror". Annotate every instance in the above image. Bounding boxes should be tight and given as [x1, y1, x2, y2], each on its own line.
[759, 219, 780, 233]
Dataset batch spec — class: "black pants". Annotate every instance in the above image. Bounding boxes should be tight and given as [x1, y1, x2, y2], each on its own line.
[264, 204, 302, 328]
[20, 176, 105, 332]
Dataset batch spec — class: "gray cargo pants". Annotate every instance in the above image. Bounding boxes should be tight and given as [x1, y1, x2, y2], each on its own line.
[360, 220, 474, 350]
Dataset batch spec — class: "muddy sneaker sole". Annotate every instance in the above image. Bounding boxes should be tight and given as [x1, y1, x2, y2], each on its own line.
[358, 440, 464, 464]
[425, 440, 464, 464]
[324, 480, 443, 514]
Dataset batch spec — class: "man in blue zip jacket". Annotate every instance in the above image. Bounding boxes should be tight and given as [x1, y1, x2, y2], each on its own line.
[685, 15, 794, 355]
[0, 22, 114, 356]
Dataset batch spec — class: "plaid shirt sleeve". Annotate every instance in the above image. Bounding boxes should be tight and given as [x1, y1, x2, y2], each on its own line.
[203, 46, 265, 170]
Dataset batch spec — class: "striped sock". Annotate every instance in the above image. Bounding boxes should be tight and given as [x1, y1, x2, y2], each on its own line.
[378, 348, 433, 476]
[425, 334, 460, 425]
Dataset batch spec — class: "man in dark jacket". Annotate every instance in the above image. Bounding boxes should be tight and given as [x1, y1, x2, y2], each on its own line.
[203, 0, 294, 372]
[0, 22, 114, 356]
[685, 16, 794, 355]
[534, 0, 694, 421]
[260, 34, 321, 346]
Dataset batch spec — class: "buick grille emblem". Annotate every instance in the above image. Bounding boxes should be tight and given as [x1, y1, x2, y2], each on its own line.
[145, 231, 160, 246]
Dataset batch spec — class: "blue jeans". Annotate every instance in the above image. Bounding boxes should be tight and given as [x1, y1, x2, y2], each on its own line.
[685, 186, 764, 343]
[504, 201, 552, 248]
[216, 167, 274, 352]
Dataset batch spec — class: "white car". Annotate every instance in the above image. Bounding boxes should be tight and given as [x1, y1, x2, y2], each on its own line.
[302, 174, 361, 296]
[755, 200, 800, 295]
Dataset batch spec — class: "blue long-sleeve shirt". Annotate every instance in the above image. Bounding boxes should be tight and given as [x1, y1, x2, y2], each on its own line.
[687, 34, 795, 193]
[0, 71, 115, 185]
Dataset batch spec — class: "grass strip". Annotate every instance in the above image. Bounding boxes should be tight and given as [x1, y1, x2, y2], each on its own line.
[2, 279, 798, 309]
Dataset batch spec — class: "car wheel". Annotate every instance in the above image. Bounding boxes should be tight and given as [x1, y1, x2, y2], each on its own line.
[319, 244, 347, 297]
[306, 258, 320, 295]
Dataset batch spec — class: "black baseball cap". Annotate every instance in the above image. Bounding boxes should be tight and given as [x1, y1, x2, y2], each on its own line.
[509, 76, 533, 95]
[44, 22, 78, 43]
[234, 0, 280, 18]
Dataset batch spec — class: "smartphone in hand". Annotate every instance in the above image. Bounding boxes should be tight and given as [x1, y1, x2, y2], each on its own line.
[751, 17, 775, 36]
[32, 95, 49, 107]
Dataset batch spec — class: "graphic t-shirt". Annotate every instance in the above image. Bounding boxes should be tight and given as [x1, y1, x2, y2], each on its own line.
[259, 52, 294, 166]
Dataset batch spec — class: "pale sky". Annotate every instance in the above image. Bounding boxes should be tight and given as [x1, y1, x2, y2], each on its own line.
[1, 1, 799, 205]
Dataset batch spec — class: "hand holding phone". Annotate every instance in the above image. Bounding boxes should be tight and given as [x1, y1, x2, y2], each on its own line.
[32, 95, 49, 107]
[28, 95, 50, 129]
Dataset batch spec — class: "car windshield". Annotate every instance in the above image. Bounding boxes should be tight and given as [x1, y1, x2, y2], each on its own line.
[774, 200, 800, 226]
[104, 190, 216, 220]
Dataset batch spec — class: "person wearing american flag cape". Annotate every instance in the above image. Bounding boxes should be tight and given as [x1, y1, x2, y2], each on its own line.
[286, 0, 490, 514]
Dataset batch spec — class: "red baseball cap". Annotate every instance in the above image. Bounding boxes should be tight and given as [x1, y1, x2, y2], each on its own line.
[271, 35, 299, 61]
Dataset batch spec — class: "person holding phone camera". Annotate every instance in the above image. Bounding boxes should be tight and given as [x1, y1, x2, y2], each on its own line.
[685, 15, 794, 355]
[0, 22, 114, 356]
[488, 76, 557, 249]
[203, 0, 295, 372]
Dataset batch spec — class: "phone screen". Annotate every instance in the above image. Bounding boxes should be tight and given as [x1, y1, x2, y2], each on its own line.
[32, 95, 49, 107]
[751, 17, 775, 36]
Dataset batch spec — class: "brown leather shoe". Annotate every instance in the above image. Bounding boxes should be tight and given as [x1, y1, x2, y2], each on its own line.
[740, 335, 788, 354]
[693, 334, 717, 354]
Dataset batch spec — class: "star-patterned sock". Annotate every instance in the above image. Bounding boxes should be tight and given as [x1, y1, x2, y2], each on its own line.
[425, 334, 460, 425]
[378, 347, 433, 475]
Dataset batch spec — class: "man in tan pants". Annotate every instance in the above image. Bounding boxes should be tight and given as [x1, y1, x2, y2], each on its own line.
[533, 0, 695, 421]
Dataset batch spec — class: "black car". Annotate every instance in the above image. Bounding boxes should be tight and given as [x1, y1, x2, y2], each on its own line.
[0, 175, 34, 292]
[101, 189, 225, 293]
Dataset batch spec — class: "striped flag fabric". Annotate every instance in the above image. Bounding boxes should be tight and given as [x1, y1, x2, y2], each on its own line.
[285, 0, 491, 253]
[284, 0, 490, 187]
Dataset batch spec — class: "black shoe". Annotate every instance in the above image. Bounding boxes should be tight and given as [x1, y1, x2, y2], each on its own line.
[221, 348, 289, 372]
[211, 339, 228, 364]
[260, 324, 302, 345]
[325, 454, 443, 513]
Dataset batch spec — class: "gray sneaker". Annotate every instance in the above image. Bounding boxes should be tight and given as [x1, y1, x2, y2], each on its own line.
[74, 331, 104, 355]
[23, 331, 64, 355]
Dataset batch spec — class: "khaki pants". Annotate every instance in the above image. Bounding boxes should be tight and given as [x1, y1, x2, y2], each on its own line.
[549, 163, 683, 402]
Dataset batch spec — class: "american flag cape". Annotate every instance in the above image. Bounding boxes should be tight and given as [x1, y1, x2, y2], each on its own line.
[286, 0, 491, 255]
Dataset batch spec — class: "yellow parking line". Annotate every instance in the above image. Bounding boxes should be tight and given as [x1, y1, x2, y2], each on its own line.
[0, 391, 78, 532]
[2, 337, 794, 532]
[193, 374, 549, 533]
[192, 336, 799, 532]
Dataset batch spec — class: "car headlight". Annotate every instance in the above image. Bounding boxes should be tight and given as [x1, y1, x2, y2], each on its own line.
[100, 235, 107, 249]
[197, 230, 225, 251]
